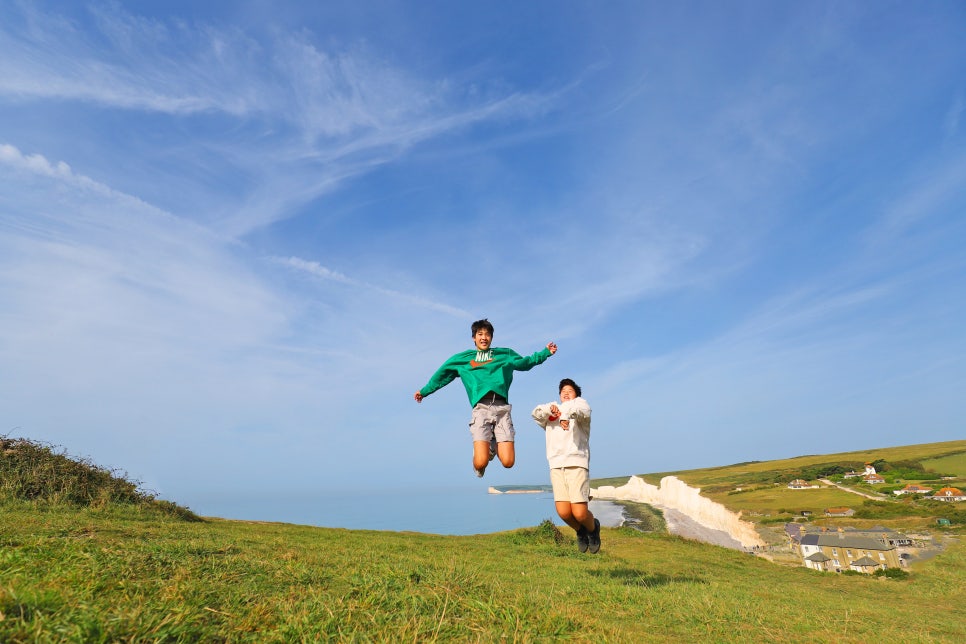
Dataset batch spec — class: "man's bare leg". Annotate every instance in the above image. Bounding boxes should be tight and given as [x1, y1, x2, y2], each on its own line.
[473, 440, 494, 476]
[497, 441, 515, 468]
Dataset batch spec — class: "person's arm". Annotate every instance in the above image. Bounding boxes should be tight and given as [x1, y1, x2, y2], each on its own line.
[558, 398, 590, 430]
[509, 342, 556, 371]
[559, 397, 591, 422]
[531, 402, 557, 428]
[414, 355, 461, 403]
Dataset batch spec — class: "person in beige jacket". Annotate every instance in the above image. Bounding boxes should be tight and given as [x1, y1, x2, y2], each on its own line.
[532, 378, 600, 553]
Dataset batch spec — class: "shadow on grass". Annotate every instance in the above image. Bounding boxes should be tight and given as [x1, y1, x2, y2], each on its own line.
[588, 567, 707, 588]
[0, 598, 57, 623]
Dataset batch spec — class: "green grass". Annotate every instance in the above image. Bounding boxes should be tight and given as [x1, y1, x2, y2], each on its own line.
[706, 484, 871, 516]
[2, 501, 965, 642]
[921, 451, 966, 478]
[639, 440, 966, 490]
[3, 435, 966, 642]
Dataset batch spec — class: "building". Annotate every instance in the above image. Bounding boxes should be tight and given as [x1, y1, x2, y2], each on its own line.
[927, 487, 966, 502]
[785, 523, 807, 544]
[788, 479, 809, 489]
[838, 527, 913, 548]
[894, 484, 933, 496]
[799, 531, 901, 573]
[824, 507, 854, 517]
[844, 463, 878, 479]
[863, 472, 886, 484]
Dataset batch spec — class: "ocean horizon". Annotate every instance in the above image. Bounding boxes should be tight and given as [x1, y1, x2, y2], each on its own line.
[185, 485, 625, 536]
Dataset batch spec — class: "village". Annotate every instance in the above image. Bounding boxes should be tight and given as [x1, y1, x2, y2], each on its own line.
[782, 463, 963, 574]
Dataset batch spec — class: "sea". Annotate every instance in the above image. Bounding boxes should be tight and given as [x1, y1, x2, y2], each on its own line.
[188, 485, 626, 536]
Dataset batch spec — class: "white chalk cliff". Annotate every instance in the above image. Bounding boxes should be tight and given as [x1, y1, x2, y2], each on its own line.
[593, 475, 765, 549]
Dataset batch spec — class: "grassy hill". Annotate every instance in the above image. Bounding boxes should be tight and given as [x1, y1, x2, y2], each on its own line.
[599, 439, 966, 489]
[0, 436, 198, 522]
[594, 439, 966, 535]
[2, 436, 965, 642]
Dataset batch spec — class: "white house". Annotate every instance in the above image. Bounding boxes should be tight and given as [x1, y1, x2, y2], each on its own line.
[927, 487, 965, 502]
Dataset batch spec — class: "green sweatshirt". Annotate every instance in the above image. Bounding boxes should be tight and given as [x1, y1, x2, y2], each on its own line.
[419, 346, 552, 406]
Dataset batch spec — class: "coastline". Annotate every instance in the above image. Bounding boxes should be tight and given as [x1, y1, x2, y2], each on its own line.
[488, 485, 550, 494]
[592, 476, 766, 550]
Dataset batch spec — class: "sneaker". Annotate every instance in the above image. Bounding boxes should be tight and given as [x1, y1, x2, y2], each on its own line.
[489, 439, 497, 462]
[587, 519, 601, 554]
[576, 526, 589, 553]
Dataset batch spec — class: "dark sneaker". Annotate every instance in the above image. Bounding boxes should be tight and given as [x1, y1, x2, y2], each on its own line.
[588, 519, 601, 554]
[576, 526, 590, 553]
[489, 439, 497, 462]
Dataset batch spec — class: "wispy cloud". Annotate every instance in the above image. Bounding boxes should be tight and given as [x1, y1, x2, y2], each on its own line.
[3, 1, 965, 510]
[0, 143, 285, 355]
[865, 153, 966, 249]
[274, 255, 469, 318]
[0, 3, 561, 238]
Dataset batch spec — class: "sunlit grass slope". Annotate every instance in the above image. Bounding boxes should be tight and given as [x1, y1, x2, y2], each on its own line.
[2, 435, 965, 642]
[2, 503, 965, 642]
[629, 439, 966, 488]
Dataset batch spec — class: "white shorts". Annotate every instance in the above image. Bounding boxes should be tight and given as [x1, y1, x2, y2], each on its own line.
[550, 467, 590, 504]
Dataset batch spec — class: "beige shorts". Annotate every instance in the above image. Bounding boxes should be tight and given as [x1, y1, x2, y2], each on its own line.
[469, 394, 515, 443]
[550, 467, 590, 504]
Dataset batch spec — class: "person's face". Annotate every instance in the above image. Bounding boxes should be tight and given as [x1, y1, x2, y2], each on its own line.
[560, 385, 577, 402]
[473, 328, 492, 351]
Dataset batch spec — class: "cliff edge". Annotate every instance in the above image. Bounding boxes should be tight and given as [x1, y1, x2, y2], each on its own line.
[593, 475, 765, 549]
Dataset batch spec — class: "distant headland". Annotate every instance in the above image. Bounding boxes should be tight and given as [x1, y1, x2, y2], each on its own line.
[488, 485, 551, 494]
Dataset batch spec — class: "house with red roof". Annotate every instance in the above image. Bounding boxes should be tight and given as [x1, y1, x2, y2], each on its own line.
[927, 487, 965, 502]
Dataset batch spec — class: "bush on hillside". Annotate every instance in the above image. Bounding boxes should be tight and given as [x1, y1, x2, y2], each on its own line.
[854, 499, 965, 525]
[874, 567, 910, 580]
[0, 435, 201, 521]
[500, 519, 572, 550]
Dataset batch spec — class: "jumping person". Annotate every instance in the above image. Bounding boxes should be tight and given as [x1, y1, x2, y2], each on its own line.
[532, 378, 600, 553]
[415, 319, 556, 477]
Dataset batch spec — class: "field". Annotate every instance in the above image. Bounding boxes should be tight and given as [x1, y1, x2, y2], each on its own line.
[704, 485, 869, 516]
[4, 436, 966, 642]
[2, 501, 965, 643]
[634, 440, 966, 490]
[921, 451, 966, 478]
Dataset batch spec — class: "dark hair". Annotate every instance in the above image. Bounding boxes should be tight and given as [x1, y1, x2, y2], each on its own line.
[471, 319, 494, 336]
[559, 378, 581, 397]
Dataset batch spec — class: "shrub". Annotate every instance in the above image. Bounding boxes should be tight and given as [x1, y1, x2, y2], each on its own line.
[874, 567, 910, 580]
[501, 519, 568, 547]
[0, 434, 200, 521]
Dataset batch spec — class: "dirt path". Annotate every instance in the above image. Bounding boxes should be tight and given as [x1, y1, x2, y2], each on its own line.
[819, 478, 884, 500]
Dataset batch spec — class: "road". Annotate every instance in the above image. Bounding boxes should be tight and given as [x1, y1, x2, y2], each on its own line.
[819, 478, 885, 500]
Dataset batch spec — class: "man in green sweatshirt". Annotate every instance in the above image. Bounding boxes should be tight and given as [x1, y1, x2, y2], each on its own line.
[414, 319, 557, 477]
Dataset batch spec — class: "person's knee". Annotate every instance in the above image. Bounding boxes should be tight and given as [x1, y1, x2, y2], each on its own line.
[571, 504, 591, 523]
[497, 442, 515, 468]
[555, 503, 574, 522]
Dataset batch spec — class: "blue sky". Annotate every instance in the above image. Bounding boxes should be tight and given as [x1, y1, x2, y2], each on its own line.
[2, 1, 964, 517]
